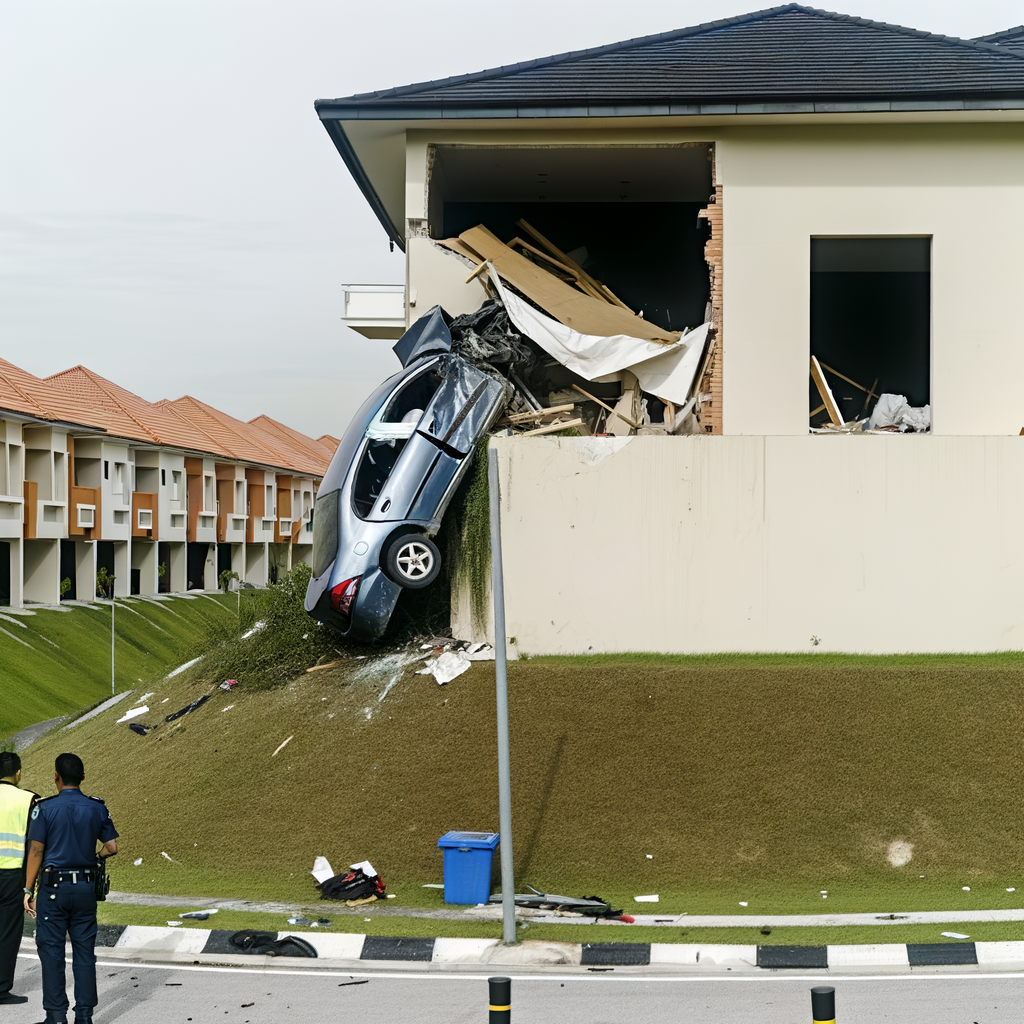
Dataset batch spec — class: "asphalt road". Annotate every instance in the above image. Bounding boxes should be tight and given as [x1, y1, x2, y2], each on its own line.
[10, 955, 1024, 1022]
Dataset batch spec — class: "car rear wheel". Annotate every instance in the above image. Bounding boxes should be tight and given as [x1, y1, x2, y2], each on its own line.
[385, 534, 441, 589]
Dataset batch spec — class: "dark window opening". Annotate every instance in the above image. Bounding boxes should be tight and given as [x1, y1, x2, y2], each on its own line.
[382, 368, 444, 423]
[810, 237, 930, 426]
[352, 439, 406, 518]
[59, 540, 76, 600]
[186, 542, 208, 591]
[158, 541, 170, 593]
[96, 541, 114, 597]
[161, 469, 166, 486]
[131, 568, 141, 595]
[432, 145, 714, 335]
[103, 461, 109, 479]
[0, 542, 9, 606]
[217, 543, 232, 579]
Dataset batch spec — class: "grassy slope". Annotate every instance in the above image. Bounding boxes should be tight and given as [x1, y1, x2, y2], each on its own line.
[18, 651, 1024, 941]
[0, 595, 235, 738]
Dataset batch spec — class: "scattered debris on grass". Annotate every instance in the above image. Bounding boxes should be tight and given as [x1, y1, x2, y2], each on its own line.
[271, 735, 293, 757]
[219, 679, 239, 690]
[179, 910, 217, 920]
[117, 706, 148, 723]
[317, 863, 387, 905]
[634, 894, 659, 903]
[165, 695, 210, 722]
[941, 931, 970, 939]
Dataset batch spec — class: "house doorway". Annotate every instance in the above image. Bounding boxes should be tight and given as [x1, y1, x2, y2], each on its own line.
[0, 542, 9, 606]
[810, 237, 930, 426]
[187, 542, 209, 591]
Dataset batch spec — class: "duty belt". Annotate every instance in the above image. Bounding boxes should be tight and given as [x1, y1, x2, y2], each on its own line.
[42, 866, 96, 886]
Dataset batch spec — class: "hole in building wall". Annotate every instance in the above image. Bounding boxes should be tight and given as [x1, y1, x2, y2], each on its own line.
[810, 237, 930, 425]
[430, 145, 714, 334]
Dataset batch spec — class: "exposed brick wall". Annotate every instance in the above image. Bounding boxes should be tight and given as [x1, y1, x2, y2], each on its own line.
[697, 184, 723, 435]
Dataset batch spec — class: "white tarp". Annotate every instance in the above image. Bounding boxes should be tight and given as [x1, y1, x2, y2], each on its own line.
[489, 269, 710, 405]
[868, 393, 931, 433]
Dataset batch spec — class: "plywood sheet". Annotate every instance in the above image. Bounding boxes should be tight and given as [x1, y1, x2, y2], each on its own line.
[459, 226, 678, 344]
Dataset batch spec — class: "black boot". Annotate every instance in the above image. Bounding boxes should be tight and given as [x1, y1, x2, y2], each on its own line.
[0, 992, 29, 1004]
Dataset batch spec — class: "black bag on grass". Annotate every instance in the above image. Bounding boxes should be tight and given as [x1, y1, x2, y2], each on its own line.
[317, 867, 386, 902]
[228, 931, 318, 957]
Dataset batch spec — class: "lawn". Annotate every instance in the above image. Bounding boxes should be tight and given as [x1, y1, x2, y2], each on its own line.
[1, 594, 236, 739]
[17, 643, 1024, 939]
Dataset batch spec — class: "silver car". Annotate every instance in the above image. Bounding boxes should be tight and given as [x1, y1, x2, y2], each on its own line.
[306, 312, 510, 640]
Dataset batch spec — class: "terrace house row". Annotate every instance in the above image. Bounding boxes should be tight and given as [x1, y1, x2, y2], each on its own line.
[0, 358, 335, 607]
[318, 5, 1024, 653]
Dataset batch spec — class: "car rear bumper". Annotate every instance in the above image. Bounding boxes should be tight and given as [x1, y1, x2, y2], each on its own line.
[308, 566, 402, 642]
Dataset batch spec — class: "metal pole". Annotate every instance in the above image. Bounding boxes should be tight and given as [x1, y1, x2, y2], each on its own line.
[110, 591, 115, 695]
[811, 985, 836, 1024]
[488, 447, 516, 946]
[488, 976, 511, 1023]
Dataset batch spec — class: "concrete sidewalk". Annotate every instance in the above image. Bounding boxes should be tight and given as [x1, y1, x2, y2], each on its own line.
[105, 890, 1024, 928]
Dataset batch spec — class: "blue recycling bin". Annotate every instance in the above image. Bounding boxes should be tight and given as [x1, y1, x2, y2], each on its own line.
[437, 831, 500, 905]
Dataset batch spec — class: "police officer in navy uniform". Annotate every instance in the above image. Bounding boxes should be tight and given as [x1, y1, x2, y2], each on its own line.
[22, 754, 118, 1024]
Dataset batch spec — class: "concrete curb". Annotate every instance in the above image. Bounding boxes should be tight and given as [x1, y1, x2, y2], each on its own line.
[21, 925, 1024, 970]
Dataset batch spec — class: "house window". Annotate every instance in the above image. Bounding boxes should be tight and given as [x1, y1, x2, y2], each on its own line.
[810, 238, 930, 429]
[77, 505, 95, 528]
[138, 509, 153, 529]
[161, 469, 166, 486]
[172, 470, 181, 500]
[103, 461, 109, 480]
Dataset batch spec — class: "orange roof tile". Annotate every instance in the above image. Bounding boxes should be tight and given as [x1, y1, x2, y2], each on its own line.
[0, 358, 51, 419]
[0, 357, 326, 478]
[316, 434, 340, 453]
[249, 414, 335, 475]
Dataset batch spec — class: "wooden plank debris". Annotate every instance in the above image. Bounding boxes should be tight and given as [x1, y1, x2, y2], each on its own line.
[810, 356, 845, 427]
[515, 219, 632, 311]
[502, 403, 576, 425]
[571, 383, 641, 430]
[521, 418, 584, 437]
[458, 225, 678, 344]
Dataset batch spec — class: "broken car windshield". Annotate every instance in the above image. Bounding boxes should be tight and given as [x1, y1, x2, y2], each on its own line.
[381, 366, 444, 423]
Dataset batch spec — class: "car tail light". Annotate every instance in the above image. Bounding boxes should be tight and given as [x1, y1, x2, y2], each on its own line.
[329, 576, 361, 620]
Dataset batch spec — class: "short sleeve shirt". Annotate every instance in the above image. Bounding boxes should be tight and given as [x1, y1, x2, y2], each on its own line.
[27, 788, 118, 868]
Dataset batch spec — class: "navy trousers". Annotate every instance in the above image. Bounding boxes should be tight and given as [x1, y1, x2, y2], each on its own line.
[0, 868, 25, 997]
[35, 879, 97, 1019]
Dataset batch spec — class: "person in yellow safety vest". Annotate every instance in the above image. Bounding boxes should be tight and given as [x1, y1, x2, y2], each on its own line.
[0, 750, 37, 1006]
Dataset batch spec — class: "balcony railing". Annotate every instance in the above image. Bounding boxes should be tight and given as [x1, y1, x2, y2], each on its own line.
[341, 284, 405, 340]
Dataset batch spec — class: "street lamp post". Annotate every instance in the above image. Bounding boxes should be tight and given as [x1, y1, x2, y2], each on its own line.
[487, 447, 516, 946]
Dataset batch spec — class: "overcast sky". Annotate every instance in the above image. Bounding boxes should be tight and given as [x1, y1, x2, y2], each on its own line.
[2, 1, 1023, 439]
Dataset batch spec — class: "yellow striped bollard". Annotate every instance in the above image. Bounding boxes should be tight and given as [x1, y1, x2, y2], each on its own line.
[811, 985, 835, 1024]
[489, 976, 511, 1022]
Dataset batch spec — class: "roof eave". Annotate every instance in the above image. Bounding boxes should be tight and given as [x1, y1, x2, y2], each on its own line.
[319, 115, 405, 252]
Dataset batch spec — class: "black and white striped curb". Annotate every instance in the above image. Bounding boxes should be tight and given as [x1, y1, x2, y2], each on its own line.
[26, 926, 1024, 968]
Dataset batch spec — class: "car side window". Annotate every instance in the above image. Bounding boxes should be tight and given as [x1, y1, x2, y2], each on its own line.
[381, 366, 444, 423]
[352, 439, 407, 518]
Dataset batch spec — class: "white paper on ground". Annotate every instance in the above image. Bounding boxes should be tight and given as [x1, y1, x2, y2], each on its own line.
[350, 860, 377, 878]
[311, 856, 335, 884]
[134, 692, 154, 704]
[117, 706, 148, 723]
[634, 894, 660, 903]
[417, 651, 472, 684]
[490, 269, 710, 405]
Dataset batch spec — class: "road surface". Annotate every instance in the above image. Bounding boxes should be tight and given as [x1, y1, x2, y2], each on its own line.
[9, 954, 1023, 1022]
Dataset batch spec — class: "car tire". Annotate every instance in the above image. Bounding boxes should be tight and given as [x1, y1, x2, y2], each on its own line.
[385, 534, 441, 589]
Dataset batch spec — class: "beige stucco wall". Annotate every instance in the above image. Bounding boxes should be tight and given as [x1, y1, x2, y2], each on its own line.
[717, 124, 1024, 436]
[456, 435, 1024, 654]
[403, 122, 1024, 436]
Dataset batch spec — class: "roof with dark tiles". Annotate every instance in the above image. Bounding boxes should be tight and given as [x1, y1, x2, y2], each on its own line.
[317, 5, 1024, 116]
